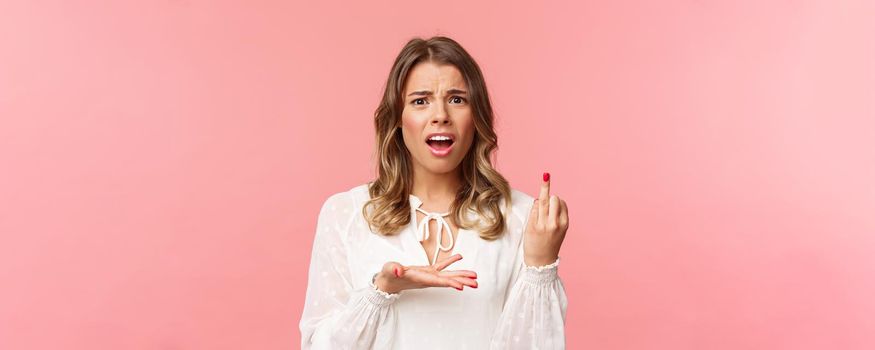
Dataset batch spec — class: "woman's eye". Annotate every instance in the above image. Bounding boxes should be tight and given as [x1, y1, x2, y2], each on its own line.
[412, 98, 426, 105]
[450, 96, 466, 104]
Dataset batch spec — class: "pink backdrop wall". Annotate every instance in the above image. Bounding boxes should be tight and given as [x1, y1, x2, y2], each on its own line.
[1, 0, 873, 349]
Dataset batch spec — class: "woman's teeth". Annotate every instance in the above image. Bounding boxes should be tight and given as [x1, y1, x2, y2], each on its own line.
[428, 140, 453, 149]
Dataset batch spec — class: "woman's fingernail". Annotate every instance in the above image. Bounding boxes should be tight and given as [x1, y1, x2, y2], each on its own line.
[394, 267, 399, 277]
[472, 285, 478, 289]
[456, 287, 463, 291]
[543, 172, 550, 182]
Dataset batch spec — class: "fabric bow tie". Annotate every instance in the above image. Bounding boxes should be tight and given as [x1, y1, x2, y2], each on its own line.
[414, 207, 454, 266]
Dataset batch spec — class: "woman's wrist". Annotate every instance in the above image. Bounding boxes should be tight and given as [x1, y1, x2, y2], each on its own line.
[373, 271, 403, 294]
[524, 254, 559, 268]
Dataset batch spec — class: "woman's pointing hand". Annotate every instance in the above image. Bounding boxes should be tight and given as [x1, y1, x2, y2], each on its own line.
[523, 172, 569, 266]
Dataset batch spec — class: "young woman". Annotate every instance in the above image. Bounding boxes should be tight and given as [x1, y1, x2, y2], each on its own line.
[299, 36, 570, 349]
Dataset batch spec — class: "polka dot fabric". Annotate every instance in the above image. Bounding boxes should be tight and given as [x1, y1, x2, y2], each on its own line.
[299, 184, 567, 349]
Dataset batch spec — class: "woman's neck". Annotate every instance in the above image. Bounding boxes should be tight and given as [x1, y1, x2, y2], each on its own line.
[411, 168, 461, 206]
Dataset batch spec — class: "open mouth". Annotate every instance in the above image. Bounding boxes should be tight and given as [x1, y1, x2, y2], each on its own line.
[425, 138, 454, 150]
[425, 134, 456, 156]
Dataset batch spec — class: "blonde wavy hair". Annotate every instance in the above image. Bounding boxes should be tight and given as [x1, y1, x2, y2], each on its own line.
[362, 36, 512, 241]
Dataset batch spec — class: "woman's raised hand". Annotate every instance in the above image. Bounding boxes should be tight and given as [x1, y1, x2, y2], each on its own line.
[374, 254, 478, 294]
[523, 172, 569, 266]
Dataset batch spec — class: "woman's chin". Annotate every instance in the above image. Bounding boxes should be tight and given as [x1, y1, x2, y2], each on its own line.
[421, 161, 462, 175]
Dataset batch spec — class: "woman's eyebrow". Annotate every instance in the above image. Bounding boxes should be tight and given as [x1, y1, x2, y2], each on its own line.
[407, 90, 431, 97]
[407, 88, 468, 97]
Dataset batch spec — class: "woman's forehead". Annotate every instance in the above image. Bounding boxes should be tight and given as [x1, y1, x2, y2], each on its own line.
[403, 62, 467, 92]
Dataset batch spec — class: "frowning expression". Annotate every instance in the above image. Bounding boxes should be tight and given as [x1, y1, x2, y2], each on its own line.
[400, 61, 475, 175]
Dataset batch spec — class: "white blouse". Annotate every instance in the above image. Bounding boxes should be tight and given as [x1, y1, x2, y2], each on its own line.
[299, 183, 568, 349]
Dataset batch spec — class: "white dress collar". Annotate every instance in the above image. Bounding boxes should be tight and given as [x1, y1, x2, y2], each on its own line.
[409, 194, 454, 266]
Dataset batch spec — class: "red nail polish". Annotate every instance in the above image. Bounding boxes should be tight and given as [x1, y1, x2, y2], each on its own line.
[472, 285, 478, 289]
[456, 287, 463, 291]
[543, 172, 550, 182]
[394, 267, 399, 277]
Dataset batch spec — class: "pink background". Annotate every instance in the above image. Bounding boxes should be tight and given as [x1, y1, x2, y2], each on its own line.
[1, 0, 873, 349]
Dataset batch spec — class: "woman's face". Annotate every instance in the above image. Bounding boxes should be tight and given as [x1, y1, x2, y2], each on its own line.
[400, 61, 475, 176]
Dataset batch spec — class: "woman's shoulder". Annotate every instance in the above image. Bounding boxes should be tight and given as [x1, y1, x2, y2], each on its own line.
[508, 187, 535, 207]
[504, 187, 537, 231]
[313, 184, 370, 239]
[319, 183, 370, 210]
[507, 186, 536, 212]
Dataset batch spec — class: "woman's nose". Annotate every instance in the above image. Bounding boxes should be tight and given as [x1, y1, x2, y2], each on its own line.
[431, 108, 451, 124]
[431, 117, 450, 125]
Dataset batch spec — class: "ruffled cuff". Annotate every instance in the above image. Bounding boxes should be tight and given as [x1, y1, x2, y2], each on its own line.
[365, 273, 400, 306]
[521, 256, 560, 285]
[524, 256, 560, 271]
